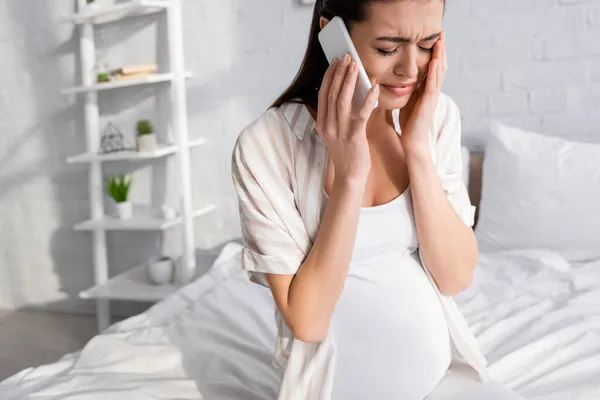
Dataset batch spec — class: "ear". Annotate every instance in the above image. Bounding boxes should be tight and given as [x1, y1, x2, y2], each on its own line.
[319, 16, 329, 30]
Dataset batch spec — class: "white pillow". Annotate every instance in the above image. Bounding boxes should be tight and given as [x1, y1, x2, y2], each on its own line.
[475, 122, 600, 262]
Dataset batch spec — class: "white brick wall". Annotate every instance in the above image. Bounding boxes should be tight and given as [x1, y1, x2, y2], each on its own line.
[0, 0, 599, 313]
[444, 0, 600, 142]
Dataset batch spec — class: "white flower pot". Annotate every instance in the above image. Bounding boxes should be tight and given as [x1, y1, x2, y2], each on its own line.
[137, 134, 157, 152]
[146, 257, 174, 285]
[116, 201, 132, 220]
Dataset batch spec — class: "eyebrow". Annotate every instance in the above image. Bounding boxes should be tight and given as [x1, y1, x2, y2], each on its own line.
[375, 32, 441, 43]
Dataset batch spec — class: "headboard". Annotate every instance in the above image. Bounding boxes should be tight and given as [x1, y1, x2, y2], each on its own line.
[467, 151, 484, 226]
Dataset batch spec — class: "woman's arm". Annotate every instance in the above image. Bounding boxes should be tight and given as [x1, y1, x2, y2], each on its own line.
[267, 55, 379, 342]
[405, 143, 478, 296]
[267, 178, 365, 343]
[398, 31, 477, 296]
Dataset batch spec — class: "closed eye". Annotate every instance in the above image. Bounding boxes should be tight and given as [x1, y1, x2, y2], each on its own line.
[375, 32, 440, 55]
[376, 46, 434, 56]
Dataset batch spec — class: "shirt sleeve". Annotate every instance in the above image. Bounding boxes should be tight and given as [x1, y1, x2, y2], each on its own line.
[230, 113, 309, 283]
[436, 96, 476, 227]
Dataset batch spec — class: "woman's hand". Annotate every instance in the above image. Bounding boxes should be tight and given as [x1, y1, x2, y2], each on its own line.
[316, 53, 381, 186]
[399, 30, 448, 152]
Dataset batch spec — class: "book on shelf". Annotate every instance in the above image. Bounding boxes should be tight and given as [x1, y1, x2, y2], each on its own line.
[112, 71, 154, 80]
[111, 64, 158, 76]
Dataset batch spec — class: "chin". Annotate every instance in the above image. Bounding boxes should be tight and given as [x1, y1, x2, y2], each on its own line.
[377, 92, 410, 110]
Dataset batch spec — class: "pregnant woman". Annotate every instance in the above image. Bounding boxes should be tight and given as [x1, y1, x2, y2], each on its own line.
[231, 0, 526, 399]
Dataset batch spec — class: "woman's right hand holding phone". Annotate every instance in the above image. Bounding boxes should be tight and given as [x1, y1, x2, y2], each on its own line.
[316, 53, 380, 187]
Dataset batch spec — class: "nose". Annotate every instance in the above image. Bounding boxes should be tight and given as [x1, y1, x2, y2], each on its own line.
[392, 46, 419, 79]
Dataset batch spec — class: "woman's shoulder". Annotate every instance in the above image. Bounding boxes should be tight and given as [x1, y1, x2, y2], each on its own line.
[432, 92, 462, 142]
[435, 92, 461, 126]
[235, 102, 302, 149]
[231, 102, 302, 173]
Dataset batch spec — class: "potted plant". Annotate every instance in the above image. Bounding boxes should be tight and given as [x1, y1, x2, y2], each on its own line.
[94, 63, 111, 83]
[96, 71, 110, 83]
[146, 256, 175, 285]
[136, 119, 156, 152]
[105, 174, 132, 220]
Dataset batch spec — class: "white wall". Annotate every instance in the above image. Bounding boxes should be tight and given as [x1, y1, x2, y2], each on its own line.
[0, 0, 598, 314]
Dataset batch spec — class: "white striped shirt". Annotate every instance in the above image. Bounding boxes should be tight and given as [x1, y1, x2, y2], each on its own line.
[231, 93, 493, 399]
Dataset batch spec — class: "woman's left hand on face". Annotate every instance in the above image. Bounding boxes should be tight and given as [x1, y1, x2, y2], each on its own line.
[400, 30, 448, 151]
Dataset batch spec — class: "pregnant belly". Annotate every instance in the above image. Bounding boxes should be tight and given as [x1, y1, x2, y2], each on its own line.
[330, 251, 452, 400]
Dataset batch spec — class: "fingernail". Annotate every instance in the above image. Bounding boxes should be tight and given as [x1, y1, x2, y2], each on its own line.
[332, 58, 338, 66]
[343, 53, 350, 64]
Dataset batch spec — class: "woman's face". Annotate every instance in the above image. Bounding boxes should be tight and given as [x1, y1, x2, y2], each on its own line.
[325, 1, 444, 111]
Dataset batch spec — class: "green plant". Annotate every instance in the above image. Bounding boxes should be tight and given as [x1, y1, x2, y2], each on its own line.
[96, 72, 110, 82]
[105, 174, 132, 203]
[136, 119, 154, 136]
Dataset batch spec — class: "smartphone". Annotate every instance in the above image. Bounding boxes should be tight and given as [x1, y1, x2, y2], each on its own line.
[318, 16, 378, 114]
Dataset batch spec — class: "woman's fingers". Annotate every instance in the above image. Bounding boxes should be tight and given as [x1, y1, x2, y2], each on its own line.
[412, 68, 428, 102]
[442, 31, 448, 73]
[327, 54, 350, 135]
[441, 32, 448, 87]
[337, 60, 359, 130]
[317, 59, 338, 136]
[356, 81, 380, 129]
[429, 59, 438, 92]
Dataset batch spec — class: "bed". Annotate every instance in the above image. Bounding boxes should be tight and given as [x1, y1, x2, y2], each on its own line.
[1, 241, 599, 400]
[2, 124, 600, 400]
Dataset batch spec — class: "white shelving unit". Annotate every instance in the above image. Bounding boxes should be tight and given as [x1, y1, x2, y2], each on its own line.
[65, 0, 214, 332]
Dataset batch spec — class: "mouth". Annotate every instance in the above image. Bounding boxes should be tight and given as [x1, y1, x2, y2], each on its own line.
[380, 82, 416, 96]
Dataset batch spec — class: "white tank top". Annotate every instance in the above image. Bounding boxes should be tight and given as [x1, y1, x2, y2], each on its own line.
[325, 187, 452, 399]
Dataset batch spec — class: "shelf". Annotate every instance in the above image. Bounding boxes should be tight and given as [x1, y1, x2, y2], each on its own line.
[74, 205, 180, 231]
[79, 264, 180, 302]
[68, 144, 176, 164]
[193, 204, 217, 218]
[66, 138, 207, 164]
[74, 204, 216, 231]
[188, 137, 208, 148]
[66, 0, 171, 25]
[62, 72, 193, 95]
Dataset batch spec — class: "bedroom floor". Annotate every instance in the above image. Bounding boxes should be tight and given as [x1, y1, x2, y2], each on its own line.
[0, 309, 102, 380]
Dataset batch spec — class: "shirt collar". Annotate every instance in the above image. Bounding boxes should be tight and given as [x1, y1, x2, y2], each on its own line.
[282, 101, 317, 141]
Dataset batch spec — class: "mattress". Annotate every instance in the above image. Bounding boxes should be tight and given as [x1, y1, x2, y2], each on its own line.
[1, 242, 599, 399]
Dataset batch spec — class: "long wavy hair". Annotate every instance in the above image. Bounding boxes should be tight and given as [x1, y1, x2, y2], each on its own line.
[271, 0, 445, 111]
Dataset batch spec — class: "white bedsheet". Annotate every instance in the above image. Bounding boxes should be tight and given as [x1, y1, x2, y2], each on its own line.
[1, 242, 599, 400]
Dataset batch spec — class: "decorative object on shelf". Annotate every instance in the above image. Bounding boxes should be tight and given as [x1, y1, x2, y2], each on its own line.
[161, 205, 177, 221]
[136, 119, 156, 152]
[105, 174, 133, 220]
[146, 256, 175, 285]
[111, 64, 158, 80]
[94, 63, 111, 83]
[99, 122, 133, 154]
